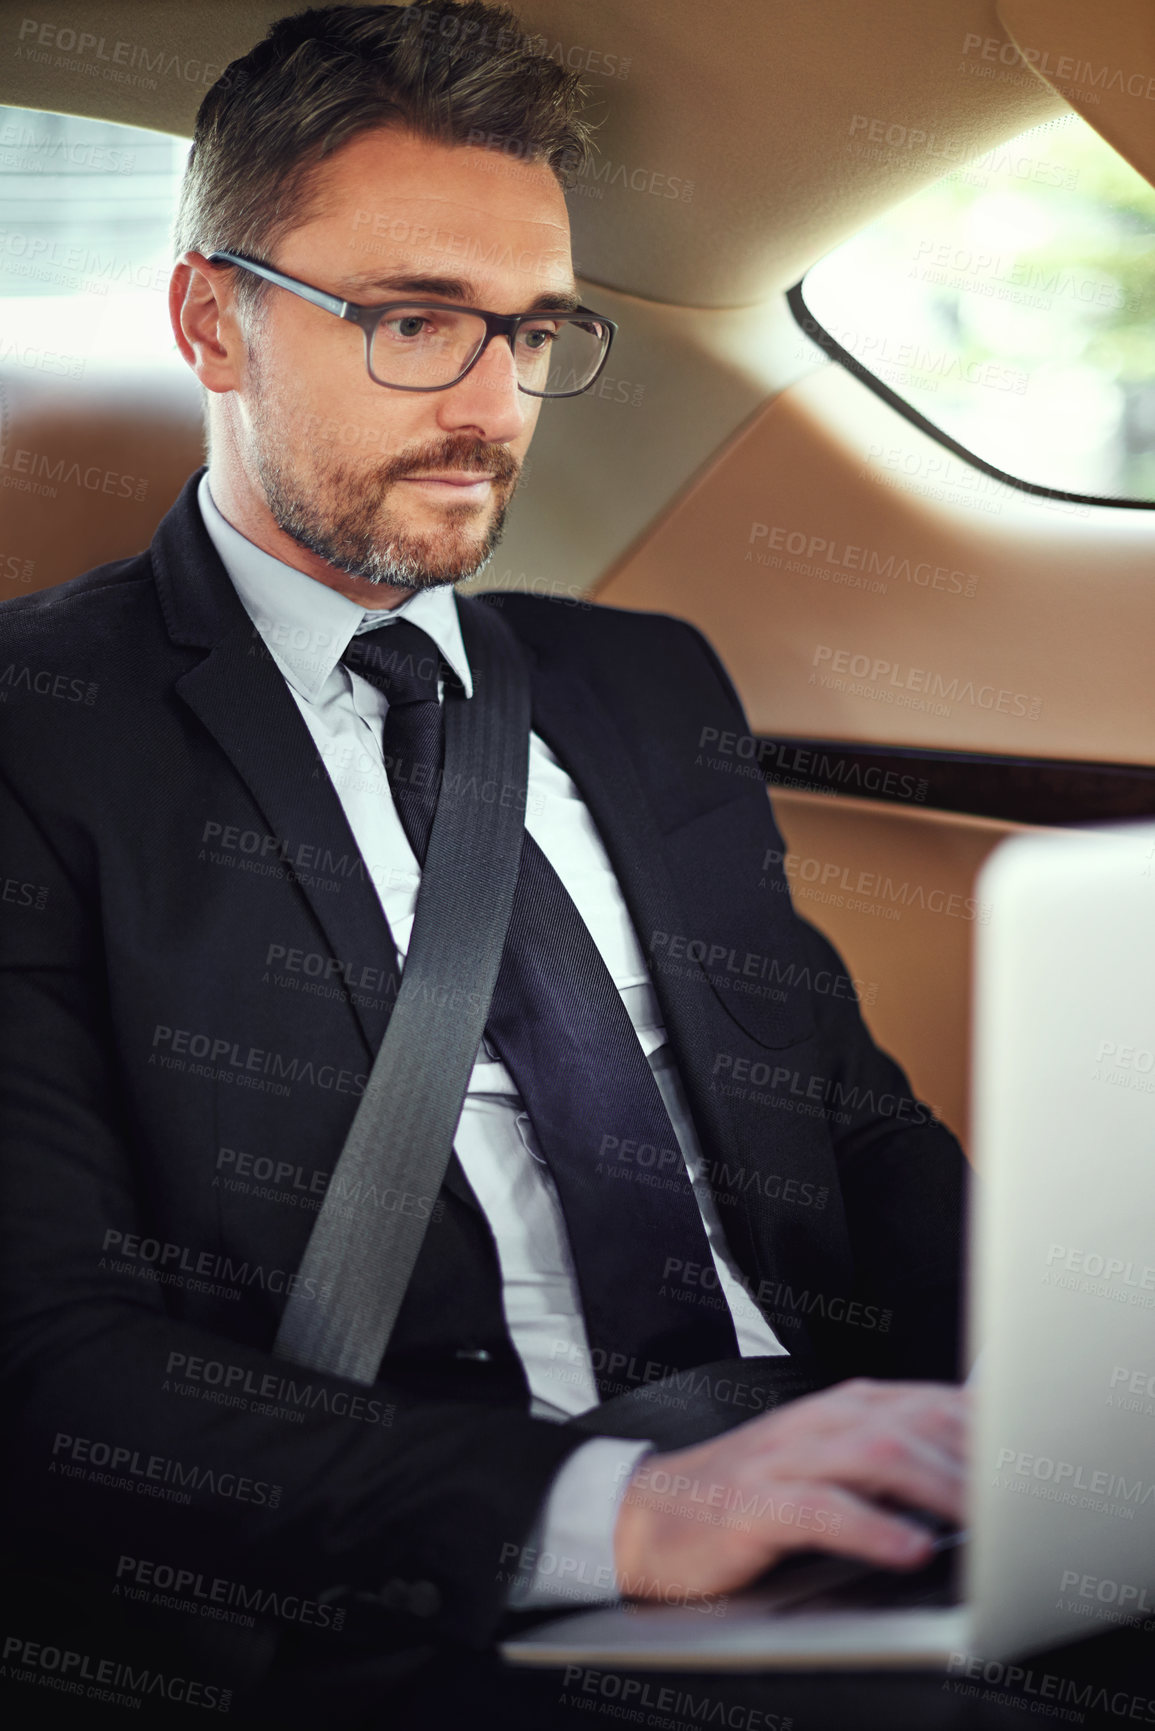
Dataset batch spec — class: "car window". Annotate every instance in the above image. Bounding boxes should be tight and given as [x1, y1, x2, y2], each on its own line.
[796, 113, 1155, 506]
[0, 105, 189, 372]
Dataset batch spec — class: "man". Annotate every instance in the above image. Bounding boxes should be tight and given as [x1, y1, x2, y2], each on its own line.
[0, 0, 967, 1715]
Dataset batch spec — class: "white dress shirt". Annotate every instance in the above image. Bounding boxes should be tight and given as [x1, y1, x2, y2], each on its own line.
[197, 473, 786, 1604]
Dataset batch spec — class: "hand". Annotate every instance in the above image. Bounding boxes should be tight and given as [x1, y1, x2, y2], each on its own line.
[613, 1377, 969, 1601]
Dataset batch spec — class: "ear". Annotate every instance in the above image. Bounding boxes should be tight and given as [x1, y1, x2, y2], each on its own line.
[169, 252, 247, 394]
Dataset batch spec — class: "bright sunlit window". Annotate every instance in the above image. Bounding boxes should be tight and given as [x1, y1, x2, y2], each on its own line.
[0, 105, 189, 371]
[800, 113, 1155, 504]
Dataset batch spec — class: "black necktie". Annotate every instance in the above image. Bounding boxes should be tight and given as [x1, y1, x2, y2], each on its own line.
[342, 618, 740, 1397]
[342, 618, 444, 864]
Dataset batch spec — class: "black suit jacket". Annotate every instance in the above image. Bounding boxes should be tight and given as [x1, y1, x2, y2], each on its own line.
[0, 470, 966, 1670]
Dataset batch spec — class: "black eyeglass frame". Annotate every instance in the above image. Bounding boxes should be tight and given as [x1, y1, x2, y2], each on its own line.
[206, 250, 617, 398]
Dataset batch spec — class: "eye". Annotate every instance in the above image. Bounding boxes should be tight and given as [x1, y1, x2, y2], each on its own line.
[381, 313, 431, 340]
[517, 322, 560, 352]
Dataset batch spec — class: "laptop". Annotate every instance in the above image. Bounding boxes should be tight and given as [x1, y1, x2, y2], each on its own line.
[502, 819, 1155, 1669]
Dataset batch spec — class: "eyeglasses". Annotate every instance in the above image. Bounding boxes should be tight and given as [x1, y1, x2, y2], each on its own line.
[206, 250, 617, 398]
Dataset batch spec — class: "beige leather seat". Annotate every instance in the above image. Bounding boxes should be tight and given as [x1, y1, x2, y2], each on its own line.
[2, 369, 203, 594]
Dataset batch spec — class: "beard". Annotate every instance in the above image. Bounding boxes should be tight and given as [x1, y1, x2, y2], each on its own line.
[242, 356, 522, 592]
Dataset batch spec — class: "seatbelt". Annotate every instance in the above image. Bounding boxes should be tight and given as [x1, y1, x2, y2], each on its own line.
[273, 599, 531, 1384]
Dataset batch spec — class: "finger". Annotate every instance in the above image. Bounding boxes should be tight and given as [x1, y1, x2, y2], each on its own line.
[830, 1381, 971, 1440]
[743, 1380, 969, 1457]
[773, 1426, 967, 1526]
[861, 1387, 971, 1463]
[742, 1480, 939, 1572]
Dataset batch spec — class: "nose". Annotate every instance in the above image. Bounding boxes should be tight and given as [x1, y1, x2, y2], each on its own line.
[435, 330, 527, 444]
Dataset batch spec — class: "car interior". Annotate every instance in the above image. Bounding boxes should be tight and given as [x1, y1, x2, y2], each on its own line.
[2, 0, 1154, 1157]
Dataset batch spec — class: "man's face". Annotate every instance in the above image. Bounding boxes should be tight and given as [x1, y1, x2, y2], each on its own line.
[225, 128, 575, 592]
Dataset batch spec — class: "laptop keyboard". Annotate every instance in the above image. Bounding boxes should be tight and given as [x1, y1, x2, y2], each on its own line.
[750, 1529, 967, 1616]
[806, 1535, 964, 1610]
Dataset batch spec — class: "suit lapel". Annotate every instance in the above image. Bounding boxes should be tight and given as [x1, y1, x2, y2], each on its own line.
[174, 620, 400, 1060]
[153, 471, 400, 1061]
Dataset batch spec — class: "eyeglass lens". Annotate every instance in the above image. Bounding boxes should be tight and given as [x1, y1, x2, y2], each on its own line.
[369, 307, 607, 394]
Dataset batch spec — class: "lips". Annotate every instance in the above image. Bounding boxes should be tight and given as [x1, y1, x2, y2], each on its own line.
[401, 472, 494, 485]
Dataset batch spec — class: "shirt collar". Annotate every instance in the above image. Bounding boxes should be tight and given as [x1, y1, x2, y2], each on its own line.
[196, 471, 474, 703]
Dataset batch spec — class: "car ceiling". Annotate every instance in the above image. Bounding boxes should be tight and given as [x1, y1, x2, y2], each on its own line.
[2, 0, 1069, 303]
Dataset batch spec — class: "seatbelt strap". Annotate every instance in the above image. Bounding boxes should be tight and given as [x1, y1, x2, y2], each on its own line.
[273, 599, 531, 1383]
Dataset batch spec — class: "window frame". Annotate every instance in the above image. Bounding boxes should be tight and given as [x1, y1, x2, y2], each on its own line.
[787, 278, 1155, 514]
